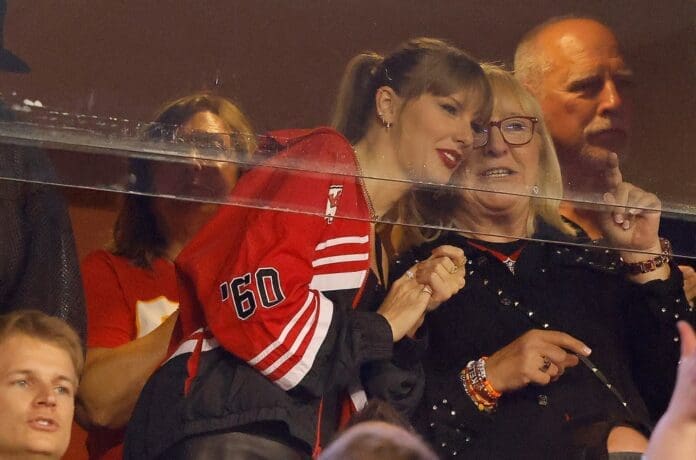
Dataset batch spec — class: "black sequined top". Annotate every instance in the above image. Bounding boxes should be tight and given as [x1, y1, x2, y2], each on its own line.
[396, 224, 693, 459]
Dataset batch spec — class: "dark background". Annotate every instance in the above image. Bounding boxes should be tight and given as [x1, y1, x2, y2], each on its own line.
[1, 0, 694, 258]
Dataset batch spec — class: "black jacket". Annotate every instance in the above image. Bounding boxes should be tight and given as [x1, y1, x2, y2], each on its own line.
[125, 271, 424, 460]
[397, 226, 693, 459]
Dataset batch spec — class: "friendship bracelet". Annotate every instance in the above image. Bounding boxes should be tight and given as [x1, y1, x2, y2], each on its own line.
[460, 369, 495, 412]
[477, 356, 502, 399]
[459, 357, 502, 412]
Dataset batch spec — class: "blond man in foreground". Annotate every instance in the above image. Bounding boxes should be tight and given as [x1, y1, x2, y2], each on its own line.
[0, 310, 83, 459]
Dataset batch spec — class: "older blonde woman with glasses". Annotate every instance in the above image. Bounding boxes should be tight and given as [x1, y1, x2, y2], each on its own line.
[396, 65, 694, 459]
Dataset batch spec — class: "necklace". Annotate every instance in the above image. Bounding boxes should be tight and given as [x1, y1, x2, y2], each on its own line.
[353, 147, 388, 287]
[352, 147, 377, 221]
[466, 240, 526, 274]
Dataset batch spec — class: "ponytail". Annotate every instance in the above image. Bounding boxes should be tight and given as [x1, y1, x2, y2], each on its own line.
[331, 52, 384, 144]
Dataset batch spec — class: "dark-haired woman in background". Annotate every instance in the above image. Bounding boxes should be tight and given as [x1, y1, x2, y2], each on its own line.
[398, 66, 694, 459]
[77, 94, 256, 460]
[125, 38, 490, 459]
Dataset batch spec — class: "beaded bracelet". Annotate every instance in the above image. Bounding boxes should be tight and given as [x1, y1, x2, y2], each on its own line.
[475, 357, 502, 400]
[461, 366, 496, 412]
[462, 375, 494, 411]
[621, 238, 672, 275]
[459, 357, 502, 412]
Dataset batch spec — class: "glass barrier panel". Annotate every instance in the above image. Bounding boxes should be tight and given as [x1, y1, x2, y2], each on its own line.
[1, 4, 693, 458]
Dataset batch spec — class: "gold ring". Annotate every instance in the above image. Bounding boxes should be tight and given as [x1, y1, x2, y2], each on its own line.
[449, 265, 458, 274]
[539, 356, 552, 373]
[421, 285, 433, 296]
[405, 270, 415, 280]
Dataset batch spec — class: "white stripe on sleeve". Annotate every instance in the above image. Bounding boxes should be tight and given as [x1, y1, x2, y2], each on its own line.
[311, 253, 368, 267]
[273, 292, 335, 390]
[314, 235, 369, 251]
[261, 302, 319, 377]
[165, 330, 220, 363]
[310, 270, 367, 291]
[248, 292, 315, 366]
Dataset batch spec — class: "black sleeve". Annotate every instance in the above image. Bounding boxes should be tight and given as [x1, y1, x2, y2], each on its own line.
[623, 262, 695, 421]
[361, 328, 428, 417]
[1, 148, 86, 342]
[420, 303, 496, 428]
[659, 216, 696, 267]
[291, 307, 394, 399]
[358, 245, 437, 418]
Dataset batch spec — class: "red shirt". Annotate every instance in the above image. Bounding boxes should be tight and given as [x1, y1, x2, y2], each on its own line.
[83, 250, 178, 459]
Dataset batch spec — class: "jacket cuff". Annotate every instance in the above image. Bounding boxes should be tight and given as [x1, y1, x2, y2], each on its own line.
[351, 311, 393, 363]
[393, 326, 428, 368]
[637, 259, 683, 293]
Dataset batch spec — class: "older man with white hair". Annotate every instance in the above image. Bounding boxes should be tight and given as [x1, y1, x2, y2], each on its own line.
[515, 15, 695, 318]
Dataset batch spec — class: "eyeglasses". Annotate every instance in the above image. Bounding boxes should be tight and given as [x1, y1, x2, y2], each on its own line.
[173, 130, 250, 157]
[473, 116, 539, 147]
[175, 131, 231, 151]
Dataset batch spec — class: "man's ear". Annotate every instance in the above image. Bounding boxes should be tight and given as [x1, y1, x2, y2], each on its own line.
[374, 86, 400, 126]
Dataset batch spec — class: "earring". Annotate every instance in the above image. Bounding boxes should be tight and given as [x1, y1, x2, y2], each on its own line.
[377, 113, 392, 129]
[531, 185, 540, 195]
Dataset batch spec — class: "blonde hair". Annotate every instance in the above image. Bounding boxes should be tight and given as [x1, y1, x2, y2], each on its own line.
[0, 310, 84, 379]
[320, 421, 438, 460]
[398, 64, 575, 251]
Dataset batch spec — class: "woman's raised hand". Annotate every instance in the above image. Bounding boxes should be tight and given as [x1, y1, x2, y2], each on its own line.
[485, 329, 592, 393]
[377, 245, 466, 342]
